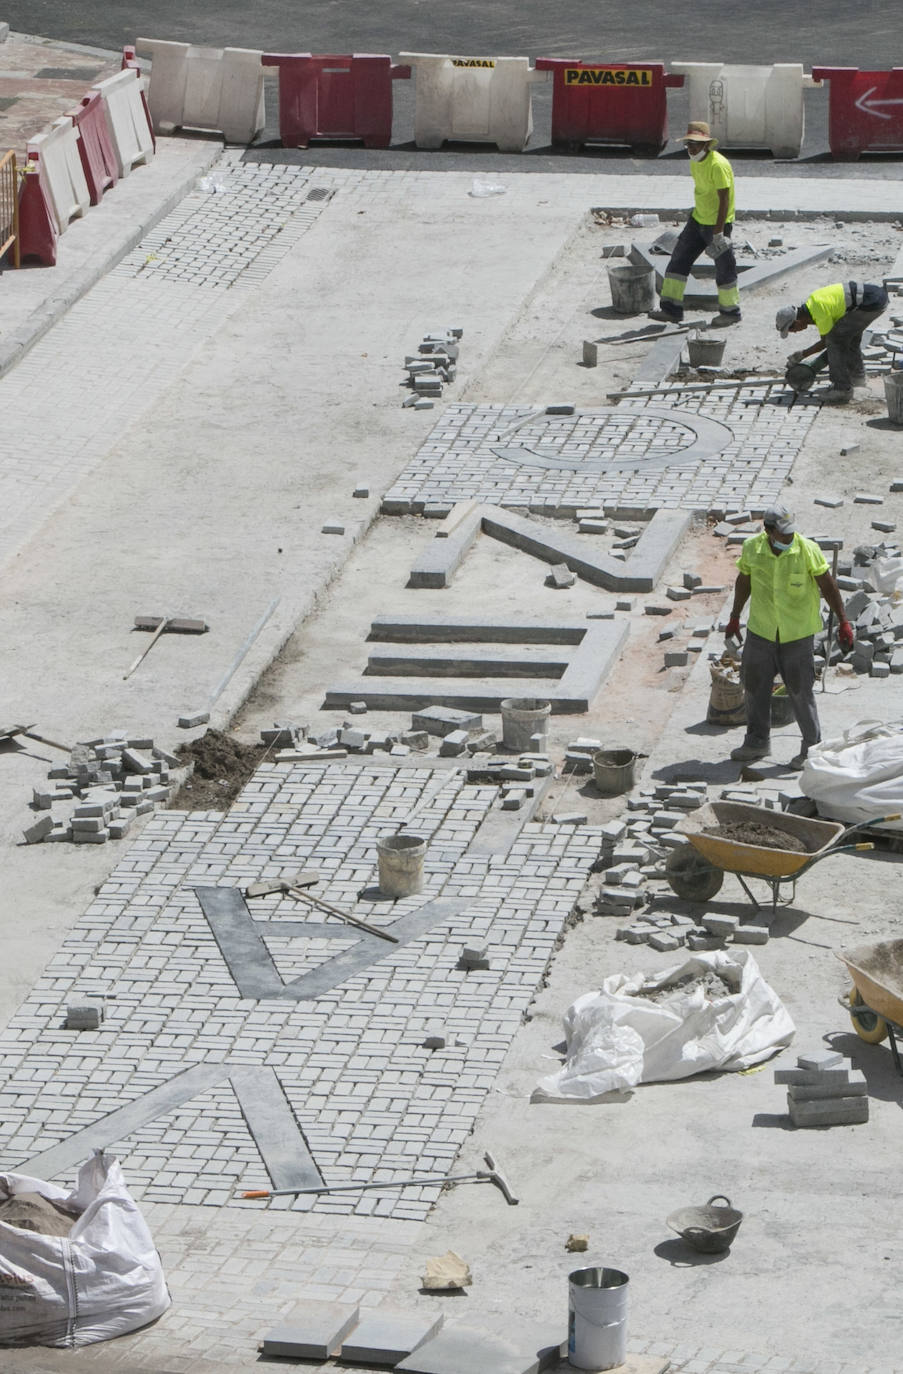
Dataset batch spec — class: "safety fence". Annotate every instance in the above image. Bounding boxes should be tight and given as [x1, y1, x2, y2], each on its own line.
[0, 151, 19, 268]
[131, 42, 903, 162]
[15, 52, 155, 267]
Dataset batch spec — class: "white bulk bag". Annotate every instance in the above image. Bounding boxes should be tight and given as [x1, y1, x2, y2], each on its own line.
[0, 1153, 170, 1347]
[532, 950, 794, 1102]
[801, 719, 903, 830]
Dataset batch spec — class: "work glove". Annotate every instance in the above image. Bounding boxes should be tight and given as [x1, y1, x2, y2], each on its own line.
[725, 615, 742, 642]
[704, 232, 730, 259]
[838, 619, 855, 651]
[787, 350, 805, 365]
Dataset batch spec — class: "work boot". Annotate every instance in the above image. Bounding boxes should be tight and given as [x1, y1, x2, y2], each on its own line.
[648, 308, 682, 324]
[818, 387, 853, 404]
[730, 741, 769, 762]
[710, 311, 742, 327]
[788, 752, 809, 770]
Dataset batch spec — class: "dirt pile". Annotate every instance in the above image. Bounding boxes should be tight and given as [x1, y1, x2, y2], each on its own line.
[173, 729, 267, 810]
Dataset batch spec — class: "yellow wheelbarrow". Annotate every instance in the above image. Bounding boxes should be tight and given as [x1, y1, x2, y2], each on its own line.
[837, 939, 903, 1075]
[664, 801, 891, 917]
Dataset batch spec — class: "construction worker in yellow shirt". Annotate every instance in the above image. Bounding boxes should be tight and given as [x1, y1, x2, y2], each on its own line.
[776, 280, 889, 404]
[649, 121, 741, 328]
[725, 506, 853, 769]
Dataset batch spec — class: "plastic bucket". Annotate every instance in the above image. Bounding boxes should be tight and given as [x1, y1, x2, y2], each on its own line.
[500, 697, 551, 751]
[607, 264, 655, 315]
[376, 833, 427, 898]
[771, 686, 794, 727]
[687, 335, 725, 367]
[568, 1266, 629, 1371]
[592, 748, 636, 795]
[885, 372, 903, 425]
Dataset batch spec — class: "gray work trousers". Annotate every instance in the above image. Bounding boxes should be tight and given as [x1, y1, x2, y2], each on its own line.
[740, 631, 820, 750]
[825, 303, 886, 389]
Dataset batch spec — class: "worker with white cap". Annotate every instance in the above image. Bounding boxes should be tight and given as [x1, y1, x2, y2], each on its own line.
[725, 506, 853, 768]
[648, 121, 741, 328]
[776, 280, 889, 404]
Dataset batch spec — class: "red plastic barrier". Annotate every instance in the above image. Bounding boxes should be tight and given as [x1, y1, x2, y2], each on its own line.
[813, 66, 903, 160]
[17, 154, 58, 266]
[121, 45, 156, 151]
[67, 92, 118, 205]
[535, 59, 684, 153]
[262, 53, 411, 149]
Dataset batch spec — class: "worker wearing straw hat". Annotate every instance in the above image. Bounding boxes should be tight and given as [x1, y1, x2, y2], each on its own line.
[649, 121, 741, 328]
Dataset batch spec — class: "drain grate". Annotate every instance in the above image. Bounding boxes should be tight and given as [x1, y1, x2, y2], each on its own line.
[306, 187, 333, 202]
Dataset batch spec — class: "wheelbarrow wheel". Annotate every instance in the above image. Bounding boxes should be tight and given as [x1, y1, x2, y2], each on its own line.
[848, 986, 888, 1044]
[665, 844, 724, 902]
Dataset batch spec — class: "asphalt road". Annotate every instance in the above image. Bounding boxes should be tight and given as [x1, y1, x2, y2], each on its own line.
[9, 2, 903, 170]
[8, 0, 902, 66]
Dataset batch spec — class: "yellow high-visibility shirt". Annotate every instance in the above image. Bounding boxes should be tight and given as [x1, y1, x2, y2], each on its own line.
[737, 531, 827, 642]
[690, 150, 735, 226]
[805, 283, 846, 337]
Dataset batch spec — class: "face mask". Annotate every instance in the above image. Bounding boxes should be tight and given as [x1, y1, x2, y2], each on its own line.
[770, 536, 793, 552]
[688, 146, 709, 161]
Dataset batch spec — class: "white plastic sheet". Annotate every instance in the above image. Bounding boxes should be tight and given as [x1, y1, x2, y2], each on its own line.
[532, 950, 794, 1102]
[801, 719, 903, 830]
[0, 1153, 170, 1347]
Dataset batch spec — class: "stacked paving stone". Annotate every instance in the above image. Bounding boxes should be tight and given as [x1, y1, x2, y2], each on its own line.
[776, 1049, 869, 1127]
[402, 328, 463, 410]
[24, 736, 184, 845]
[836, 545, 903, 678]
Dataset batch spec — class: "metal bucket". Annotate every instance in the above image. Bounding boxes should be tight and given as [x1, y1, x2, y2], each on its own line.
[568, 1265, 629, 1371]
[376, 833, 426, 898]
[667, 1194, 743, 1253]
[885, 372, 903, 425]
[501, 697, 551, 751]
[607, 264, 655, 315]
[785, 351, 829, 393]
[687, 334, 725, 367]
[592, 748, 637, 796]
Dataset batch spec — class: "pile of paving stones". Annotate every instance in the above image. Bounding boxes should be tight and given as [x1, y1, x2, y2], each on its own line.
[266, 709, 553, 811]
[24, 735, 184, 845]
[402, 327, 463, 410]
[592, 782, 794, 949]
[776, 1048, 869, 1127]
[836, 544, 903, 678]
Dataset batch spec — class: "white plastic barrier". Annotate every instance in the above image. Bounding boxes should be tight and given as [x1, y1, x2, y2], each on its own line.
[670, 62, 817, 158]
[399, 53, 549, 152]
[92, 68, 155, 177]
[136, 38, 266, 144]
[26, 117, 90, 233]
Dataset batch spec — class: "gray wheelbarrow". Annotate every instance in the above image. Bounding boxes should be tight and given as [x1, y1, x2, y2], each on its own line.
[666, 1194, 743, 1253]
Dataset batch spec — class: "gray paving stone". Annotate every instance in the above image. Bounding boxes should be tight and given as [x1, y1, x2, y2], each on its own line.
[341, 1309, 444, 1363]
[396, 1324, 561, 1374]
[261, 1302, 360, 1358]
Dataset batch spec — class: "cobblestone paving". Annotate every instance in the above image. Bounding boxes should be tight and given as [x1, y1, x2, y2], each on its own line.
[112, 151, 334, 289]
[0, 762, 599, 1221]
[381, 396, 816, 516]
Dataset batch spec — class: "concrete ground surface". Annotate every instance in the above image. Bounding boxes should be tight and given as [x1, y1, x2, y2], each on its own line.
[2, 28, 903, 1374]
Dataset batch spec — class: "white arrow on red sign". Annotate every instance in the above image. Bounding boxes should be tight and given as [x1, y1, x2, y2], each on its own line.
[854, 86, 903, 120]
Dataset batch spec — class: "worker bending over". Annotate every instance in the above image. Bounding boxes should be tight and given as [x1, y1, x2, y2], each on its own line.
[726, 506, 853, 769]
[776, 280, 889, 404]
[650, 121, 741, 328]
